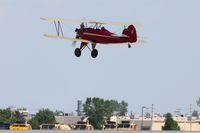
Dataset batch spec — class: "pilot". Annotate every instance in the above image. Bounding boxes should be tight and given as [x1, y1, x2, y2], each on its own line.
[80, 23, 85, 29]
[101, 26, 106, 30]
[101, 26, 109, 32]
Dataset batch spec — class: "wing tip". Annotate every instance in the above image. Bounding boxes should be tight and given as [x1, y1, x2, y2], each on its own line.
[40, 17, 46, 20]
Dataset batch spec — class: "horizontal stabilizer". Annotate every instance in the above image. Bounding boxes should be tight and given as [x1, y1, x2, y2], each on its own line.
[136, 38, 146, 44]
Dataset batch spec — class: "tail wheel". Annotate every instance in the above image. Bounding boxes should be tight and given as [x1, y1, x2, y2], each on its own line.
[91, 49, 98, 58]
[128, 44, 131, 48]
[74, 48, 81, 57]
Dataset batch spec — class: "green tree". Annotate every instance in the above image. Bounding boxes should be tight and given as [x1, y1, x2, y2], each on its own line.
[36, 109, 55, 124]
[0, 109, 11, 124]
[9, 118, 25, 124]
[84, 97, 105, 129]
[28, 117, 40, 129]
[192, 110, 199, 117]
[104, 100, 116, 118]
[118, 100, 128, 116]
[28, 108, 56, 129]
[162, 113, 180, 130]
[197, 97, 200, 107]
[0, 109, 11, 118]
[0, 109, 25, 124]
[10, 110, 25, 123]
[108, 100, 128, 116]
[83, 97, 128, 129]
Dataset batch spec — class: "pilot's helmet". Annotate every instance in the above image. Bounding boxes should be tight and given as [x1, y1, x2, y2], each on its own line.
[80, 23, 85, 28]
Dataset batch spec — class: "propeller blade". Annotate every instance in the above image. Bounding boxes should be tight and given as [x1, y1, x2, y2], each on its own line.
[72, 41, 77, 47]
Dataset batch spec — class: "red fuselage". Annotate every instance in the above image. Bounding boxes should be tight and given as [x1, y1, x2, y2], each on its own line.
[78, 25, 137, 44]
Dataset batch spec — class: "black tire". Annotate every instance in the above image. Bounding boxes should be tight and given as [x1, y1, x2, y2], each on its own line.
[74, 48, 81, 57]
[91, 49, 98, 58]
[128, 44, 131, 48]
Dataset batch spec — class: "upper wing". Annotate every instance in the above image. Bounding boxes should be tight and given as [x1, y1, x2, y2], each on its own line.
[44, 34, 92, 44]
[89, 21, 134, 27]
[41, 17, 89, 24]
[41, 17, 141, 27]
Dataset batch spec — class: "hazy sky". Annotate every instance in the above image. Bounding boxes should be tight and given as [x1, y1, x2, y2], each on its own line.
[0, 0, 200, 115]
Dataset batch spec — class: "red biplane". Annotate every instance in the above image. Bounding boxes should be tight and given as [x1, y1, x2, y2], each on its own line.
[41, 17, 143, 58]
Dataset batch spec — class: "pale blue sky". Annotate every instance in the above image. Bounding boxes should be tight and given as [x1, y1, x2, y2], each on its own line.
[0, 0, 200, 115]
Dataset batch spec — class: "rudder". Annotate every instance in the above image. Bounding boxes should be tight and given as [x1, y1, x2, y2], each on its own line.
[122, 25, 137, 43]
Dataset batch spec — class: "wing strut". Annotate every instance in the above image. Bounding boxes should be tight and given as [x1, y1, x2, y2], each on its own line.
[54, 21, 64, 36]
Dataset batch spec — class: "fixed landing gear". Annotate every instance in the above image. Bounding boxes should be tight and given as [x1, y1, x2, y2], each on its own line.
[74, 43, 98, 58]
[128, 44, 131, 48]
[74, 48, 81, 57]
[91, 49, 98, 58]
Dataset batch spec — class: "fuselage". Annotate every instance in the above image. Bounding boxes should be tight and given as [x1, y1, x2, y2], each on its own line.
[78, 27, 130, 44]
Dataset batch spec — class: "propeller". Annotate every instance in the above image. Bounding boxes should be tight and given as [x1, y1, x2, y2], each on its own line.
[72, 41, 77, 47]
[72, 28, 80, 47]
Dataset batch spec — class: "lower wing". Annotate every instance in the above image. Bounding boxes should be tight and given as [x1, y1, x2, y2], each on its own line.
[44, 34, 145, 45]
[44, 34, 92, 44]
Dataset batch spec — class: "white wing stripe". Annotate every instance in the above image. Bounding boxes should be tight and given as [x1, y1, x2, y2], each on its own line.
[83, 32, 128, 39]
[44, 34, 92, 44]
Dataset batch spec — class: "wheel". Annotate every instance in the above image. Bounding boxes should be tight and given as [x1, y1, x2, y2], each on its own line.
[91, 49, 98, 58]
[74, 48, 81, 57]
[128, 44, 131, 48]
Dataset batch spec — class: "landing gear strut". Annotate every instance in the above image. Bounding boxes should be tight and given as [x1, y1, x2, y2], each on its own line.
[74, 43, 98, 58]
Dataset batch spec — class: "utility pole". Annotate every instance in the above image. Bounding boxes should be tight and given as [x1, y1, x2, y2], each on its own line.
[151, 104, 154, 130]
[190, 104, 192, 131]
[141, 106, 144, 130]
[141, 106, 148, 130]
